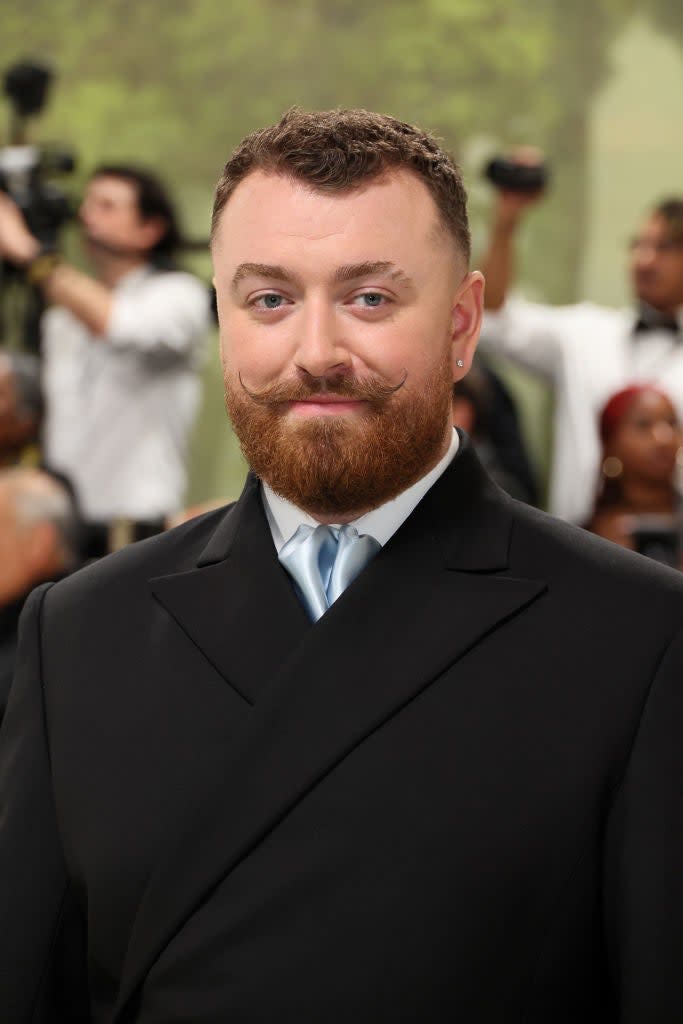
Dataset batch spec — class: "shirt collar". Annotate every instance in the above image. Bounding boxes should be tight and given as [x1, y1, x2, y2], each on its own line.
[113, 265, 155, 292]
[262, 428, 460, 553]
[632, 302, 683, 335]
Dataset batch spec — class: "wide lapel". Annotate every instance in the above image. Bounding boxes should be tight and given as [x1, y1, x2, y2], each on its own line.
[114, 439, 547, 1019]
[149, 473, 310, 705]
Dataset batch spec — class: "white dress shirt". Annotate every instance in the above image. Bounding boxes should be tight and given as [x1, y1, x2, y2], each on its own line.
[479, 297, 683, 524]
[262, 428, 460, 553]
[42, 265, 210, 522]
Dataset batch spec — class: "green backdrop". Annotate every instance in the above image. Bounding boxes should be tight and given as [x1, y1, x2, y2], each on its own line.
[2, 1, 682, 505]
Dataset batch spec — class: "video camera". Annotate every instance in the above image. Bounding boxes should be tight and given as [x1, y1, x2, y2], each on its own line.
[0, 59, 76, 350]
[484, 156, 549, 194]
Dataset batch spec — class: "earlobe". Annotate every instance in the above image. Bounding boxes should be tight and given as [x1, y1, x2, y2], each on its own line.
[451, 270, 484, 379]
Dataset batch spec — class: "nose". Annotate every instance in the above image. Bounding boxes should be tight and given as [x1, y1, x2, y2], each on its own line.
[632, 241, 658, 271]
[293, 297, 350, 380]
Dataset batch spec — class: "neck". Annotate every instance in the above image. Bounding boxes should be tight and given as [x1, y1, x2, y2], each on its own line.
[94, 254, 148, 288]
[618, 477, 677, 515]
[640, 298, 682, 319]
[0, 447, 29, 469]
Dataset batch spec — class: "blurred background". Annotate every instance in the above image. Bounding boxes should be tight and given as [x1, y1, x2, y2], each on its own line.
[2, 0, 682, 501]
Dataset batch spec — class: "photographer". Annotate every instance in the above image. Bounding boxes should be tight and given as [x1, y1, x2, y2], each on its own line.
[0, 166, 210, 557]
[479, 152, 683, 524]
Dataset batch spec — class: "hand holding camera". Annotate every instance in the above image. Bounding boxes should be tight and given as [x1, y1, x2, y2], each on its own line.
[0, 191, 40, 265]
[484, 147, 548, 232]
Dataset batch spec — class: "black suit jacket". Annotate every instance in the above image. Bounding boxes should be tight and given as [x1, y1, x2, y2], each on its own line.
[1, 436, 683, 1022]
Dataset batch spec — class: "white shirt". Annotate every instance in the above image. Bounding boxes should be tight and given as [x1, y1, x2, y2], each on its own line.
[262, 428, 460, 552]
[42, 266, 210, 521]
[479, 297, 683, 524]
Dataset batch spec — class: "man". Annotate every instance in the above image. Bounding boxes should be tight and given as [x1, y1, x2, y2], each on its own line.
[1, 109, 682, 1021]
[0, 166, 210, 556]
[479, 168, 683, 523]
[0, 467, 78, 723]
[0, 349, 43, 468]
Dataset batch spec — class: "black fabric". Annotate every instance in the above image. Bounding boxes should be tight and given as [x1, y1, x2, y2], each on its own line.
[478, 359, 540, 506]
[81, 519, 166, 561]
[633, 303, 680, 336]
[1, 434, 683, 1021]
[633, 318, 679, 335]
[0, 595, 24, 727]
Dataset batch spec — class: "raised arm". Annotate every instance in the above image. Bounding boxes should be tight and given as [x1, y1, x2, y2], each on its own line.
[480, 149, 546, 311]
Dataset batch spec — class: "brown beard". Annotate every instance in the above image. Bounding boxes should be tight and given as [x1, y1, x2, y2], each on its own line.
[224, 359, 453, 518]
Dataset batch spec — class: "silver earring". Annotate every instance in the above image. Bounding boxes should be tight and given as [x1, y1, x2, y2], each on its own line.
[456, 359, 464, 368]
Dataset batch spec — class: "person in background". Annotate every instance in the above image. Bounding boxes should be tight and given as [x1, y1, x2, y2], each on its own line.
[452, 363, 536, 502]
[479, 154, 683, 525]
[588, 384, 683, 566]
[0, 467, 79, 723]
[0, 350, 43, 468]
[0, 165, 210, 558]
[452, 358, 539, 504]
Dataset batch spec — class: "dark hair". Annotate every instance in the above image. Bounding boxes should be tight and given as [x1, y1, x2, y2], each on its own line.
[211, 107, 470, 262]
[6, 351, 43, 424]
[653, 198, 683, 242]
[91, 164, 183, 268]
[452, 368, 492, 435]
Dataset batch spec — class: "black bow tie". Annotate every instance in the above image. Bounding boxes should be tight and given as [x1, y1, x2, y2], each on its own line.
[633, 316, 680, 335]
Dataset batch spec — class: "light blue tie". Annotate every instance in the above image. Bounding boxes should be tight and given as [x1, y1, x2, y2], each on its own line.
[278, 523, 381, 622]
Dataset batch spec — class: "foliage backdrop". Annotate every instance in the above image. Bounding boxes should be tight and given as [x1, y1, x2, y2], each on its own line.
[2, 0, 682, 501]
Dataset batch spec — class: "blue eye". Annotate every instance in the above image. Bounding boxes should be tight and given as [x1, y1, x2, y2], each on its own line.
[359, 293, 384, 307]
[259, 294, 283, 309]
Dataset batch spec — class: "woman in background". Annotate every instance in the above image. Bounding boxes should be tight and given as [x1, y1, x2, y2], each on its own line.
[588, 384, 683, 566]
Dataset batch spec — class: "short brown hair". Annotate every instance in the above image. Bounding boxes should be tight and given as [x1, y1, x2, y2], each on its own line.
[654, 198, 683, 242]
[211, 107, 470, 262]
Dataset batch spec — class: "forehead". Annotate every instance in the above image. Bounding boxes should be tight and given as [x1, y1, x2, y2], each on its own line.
[86, 175, 139, 208]
[626, 390, 676, 419]
[212, 169, 452, 269]
[638, 214, 677, 240]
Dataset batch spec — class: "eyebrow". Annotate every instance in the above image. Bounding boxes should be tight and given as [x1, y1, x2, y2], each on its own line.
[230, 260, 414, 290]
[231, 263, 293, 289]
[333, 261, 413, 286]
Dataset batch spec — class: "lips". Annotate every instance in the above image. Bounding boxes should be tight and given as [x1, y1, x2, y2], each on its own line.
[289, 397, 364, 417]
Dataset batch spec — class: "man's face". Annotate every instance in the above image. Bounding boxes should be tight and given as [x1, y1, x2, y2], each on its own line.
[79, 176, 162, 258]
[212, 169, 482, 518]
[630, 214, 683, 313]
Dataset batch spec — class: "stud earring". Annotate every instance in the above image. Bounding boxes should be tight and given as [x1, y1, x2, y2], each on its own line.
[456, 359, 464, 368]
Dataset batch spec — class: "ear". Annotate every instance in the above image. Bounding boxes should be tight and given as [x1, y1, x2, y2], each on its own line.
[450, 270, 484, 382]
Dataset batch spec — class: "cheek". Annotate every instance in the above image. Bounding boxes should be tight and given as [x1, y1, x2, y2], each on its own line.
[219, 315, 290, 382]
[361, 313, 450, 381]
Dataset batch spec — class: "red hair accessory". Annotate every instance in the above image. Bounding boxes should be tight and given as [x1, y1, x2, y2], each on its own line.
[599, 384, 671, 444]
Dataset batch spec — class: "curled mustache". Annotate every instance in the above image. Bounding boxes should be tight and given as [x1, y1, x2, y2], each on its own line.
[237, 369, 408, 407]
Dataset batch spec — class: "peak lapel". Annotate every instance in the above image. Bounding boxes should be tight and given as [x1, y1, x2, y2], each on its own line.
[149, 474, 310, 706]
[115, 440, 547, 1018]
